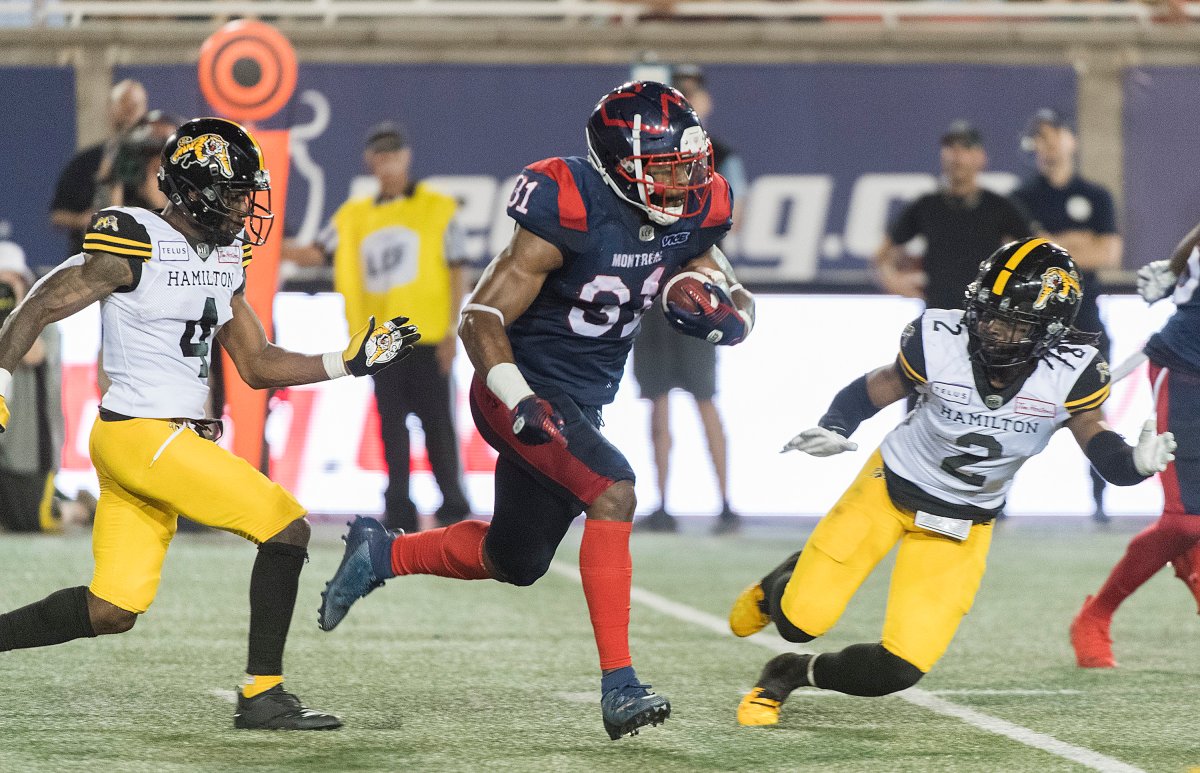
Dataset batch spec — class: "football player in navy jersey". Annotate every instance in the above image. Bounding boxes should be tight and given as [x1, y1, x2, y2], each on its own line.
[1072, 223, 1200, 668]
[319, 81, 755, 739]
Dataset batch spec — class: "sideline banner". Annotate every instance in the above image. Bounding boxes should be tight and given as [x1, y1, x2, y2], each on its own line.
[55, 293, 1170, 518]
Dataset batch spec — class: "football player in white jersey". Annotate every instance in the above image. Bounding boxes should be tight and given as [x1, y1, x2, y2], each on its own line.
[726, 238, 1176, 727]
[0, 117, 420, 730]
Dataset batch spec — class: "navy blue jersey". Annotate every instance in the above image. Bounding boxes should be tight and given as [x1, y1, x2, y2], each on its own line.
[1147, 248, 1200, 376]
[505, 156, 733, 405]
[1011, 174, 1117, 236]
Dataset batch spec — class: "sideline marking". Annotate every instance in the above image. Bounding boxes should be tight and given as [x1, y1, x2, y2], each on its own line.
[550, 562, 1145, 773]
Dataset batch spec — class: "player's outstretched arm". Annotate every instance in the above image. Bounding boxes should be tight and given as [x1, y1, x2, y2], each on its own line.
[460, 225, 566, 446]
[782, 363, 910, 455]
[675, 246, 755, 345]
[1067, 409, 1176, 485]
[218, 294, 419, 389]
[0, 251, 133, 431]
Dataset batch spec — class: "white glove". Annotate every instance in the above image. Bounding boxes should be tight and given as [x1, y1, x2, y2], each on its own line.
[1136, 260, 1178, 304]
[1133, 418, 1177, 475]
[781, 427, 858, 457]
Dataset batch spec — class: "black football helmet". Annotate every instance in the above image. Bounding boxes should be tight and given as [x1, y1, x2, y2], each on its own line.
[586, 80, 713, 226]
[964, 237, 1085, 376]
[157, 117, 273, 247]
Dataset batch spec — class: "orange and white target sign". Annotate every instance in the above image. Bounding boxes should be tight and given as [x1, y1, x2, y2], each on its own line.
[198, 19, 297, 124]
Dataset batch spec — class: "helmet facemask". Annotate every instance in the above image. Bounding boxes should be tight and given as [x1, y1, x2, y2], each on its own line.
[614, 122, 712, 226]
[964, 276, 1074, 380]
[161, 167, 273, 247]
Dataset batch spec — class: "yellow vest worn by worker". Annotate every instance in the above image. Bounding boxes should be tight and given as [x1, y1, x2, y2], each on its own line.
[332, 182, 457, 343]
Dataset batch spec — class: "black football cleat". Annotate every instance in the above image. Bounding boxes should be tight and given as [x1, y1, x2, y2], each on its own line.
[600, 681, 671, 740]
[234, 685, 342, 730]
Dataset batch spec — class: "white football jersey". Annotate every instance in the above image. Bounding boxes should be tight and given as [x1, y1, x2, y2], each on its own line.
[75, 207, 252, 419]
[881, 309, 1109, 516]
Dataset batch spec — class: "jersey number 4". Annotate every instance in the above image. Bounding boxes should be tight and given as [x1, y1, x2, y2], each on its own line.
[180, 297, 218, 379]
[940, 432, 1003, 487]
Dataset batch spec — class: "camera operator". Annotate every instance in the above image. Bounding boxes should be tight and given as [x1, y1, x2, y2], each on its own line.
[95, 110, 180, 211]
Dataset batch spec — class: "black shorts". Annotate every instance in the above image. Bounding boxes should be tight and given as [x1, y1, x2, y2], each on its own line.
[631, 308, 717, 400]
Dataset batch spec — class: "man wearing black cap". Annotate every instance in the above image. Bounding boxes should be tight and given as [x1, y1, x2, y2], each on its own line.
[288, 121, 473, 533]
[1012, 109, 1121, 523]
[876, 121, 1034, 312]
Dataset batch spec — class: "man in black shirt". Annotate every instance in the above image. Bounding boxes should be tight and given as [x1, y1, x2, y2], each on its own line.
[48, 80, 147, 256]
[875, 121, 1033, 311]
[1012, 109, 1122, 523]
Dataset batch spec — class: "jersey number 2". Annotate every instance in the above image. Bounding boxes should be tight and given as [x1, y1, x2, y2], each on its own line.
[940, 432, 1002, 487]
[180, 297, 218, 379]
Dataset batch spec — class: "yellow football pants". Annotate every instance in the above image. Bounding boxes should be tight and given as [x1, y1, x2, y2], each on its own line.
[88, 417, 305, 614]
[779, 449, 994, 673]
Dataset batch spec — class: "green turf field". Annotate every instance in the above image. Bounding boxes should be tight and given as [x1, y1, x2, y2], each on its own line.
[0, 519, 1197, 773]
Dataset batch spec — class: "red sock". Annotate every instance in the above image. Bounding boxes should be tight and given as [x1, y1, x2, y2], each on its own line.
[390, 519, 492, 580]
[579, 519, 633, 671]
[1091, 518, 1194, 618]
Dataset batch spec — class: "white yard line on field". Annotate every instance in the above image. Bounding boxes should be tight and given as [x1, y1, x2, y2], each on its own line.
[550, 561, 1145, 773]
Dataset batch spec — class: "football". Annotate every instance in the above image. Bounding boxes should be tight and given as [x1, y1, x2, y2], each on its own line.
[661, 269, 727, 315]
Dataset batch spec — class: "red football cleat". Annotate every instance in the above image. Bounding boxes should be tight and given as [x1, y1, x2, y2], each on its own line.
[1070, 596, 1116, 669]
[1170, 544, 1200, 615]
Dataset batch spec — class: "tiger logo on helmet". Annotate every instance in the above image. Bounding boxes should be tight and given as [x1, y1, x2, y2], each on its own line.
[1033, 266, 1082, 311]
[169, 133, 235, 179]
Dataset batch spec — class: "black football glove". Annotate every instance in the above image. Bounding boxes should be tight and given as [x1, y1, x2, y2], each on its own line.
[665, 281, 750, 346]
[344, 315, 421, 377]
[511, 395, 567, 447]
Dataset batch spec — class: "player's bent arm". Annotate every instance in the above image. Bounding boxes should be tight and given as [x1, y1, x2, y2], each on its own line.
[1168, 220, 1200, 275]
[1067, 409, 1177, 485]
[782, 363, 908, 455]
[0, 251, 131, 374]
[219, 295, 420, 389]
[684, 245, 755, 317]
[218, 295, 329, 389]
[459, 226, 563, 402]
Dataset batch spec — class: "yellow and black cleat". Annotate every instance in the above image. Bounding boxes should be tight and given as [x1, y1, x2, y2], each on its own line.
[729, 582, 770, 637]
[737, 687, 782, 727]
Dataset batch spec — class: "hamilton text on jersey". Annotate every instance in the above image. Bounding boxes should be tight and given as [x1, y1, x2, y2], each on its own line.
[165, 269, 238, 288]
[936, 405, 1042, 434]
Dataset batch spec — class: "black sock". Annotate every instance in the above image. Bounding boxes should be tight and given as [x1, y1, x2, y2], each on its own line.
[757, 652, 812, 702]
[0, 586, 96, 651]
[762, 550, 803, 618]
[247, 541, 306, 675]
[810, 643, 924, 697]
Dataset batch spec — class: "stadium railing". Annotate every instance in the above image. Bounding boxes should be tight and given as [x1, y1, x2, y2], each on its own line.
[0, 0, 1192, 29]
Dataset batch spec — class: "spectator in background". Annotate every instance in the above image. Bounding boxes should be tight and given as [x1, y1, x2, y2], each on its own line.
[633, 65, 747, 536]
[0, 237, 63, 532]
[1012, 109, 1121, 524]
[48, 80, 147, 256]
[101, 110, 180, 211]
[285, 122, 472, 533]
[875, 121, 1033, 311]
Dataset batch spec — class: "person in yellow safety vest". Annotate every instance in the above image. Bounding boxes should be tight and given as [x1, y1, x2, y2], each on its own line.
[288, 122, 473, 532]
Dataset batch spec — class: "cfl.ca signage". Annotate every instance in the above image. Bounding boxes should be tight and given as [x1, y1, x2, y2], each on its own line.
[423, 171, 1019, 282]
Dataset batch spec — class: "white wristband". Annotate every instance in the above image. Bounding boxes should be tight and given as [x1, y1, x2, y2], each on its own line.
[0, 367, 11, 399]
[486, 362, 535, 410]
[322, 351, 349, 380]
